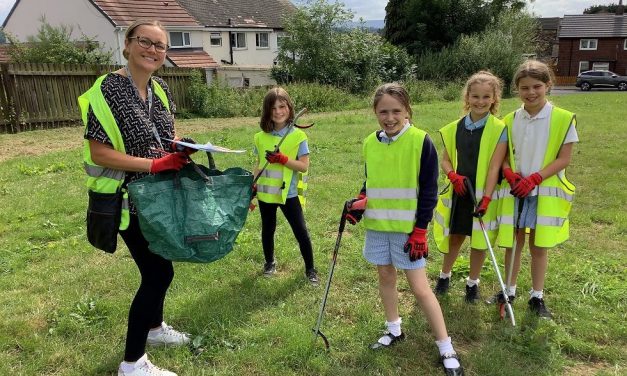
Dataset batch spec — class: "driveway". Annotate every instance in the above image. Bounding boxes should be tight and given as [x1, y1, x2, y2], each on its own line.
[551, 86, 624, 95]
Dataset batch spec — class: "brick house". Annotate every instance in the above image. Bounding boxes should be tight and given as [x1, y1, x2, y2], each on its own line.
[556, 13, 627, 76]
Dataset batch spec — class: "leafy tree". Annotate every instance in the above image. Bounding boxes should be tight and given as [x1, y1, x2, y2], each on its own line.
[414, 10, 539, 93]
[274, 0, 413, 92]
[7, 18, 112, 64]
[584, 4, 620, 14]
[383, 0, 531, 56]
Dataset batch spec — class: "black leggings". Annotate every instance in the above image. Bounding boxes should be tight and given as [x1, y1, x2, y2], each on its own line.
[258, 197, 314, 270]
[119, 215, 174, 362]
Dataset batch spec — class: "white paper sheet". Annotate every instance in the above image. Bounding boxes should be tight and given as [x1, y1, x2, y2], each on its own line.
[164, 138, 246, 153]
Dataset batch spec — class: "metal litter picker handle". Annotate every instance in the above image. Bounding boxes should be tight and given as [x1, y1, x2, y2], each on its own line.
[312, 203, 349, 349]
[465, 179, 516, 326]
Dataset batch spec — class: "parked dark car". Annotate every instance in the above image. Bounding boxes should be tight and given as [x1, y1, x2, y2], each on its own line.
[575, 70, 627, 91]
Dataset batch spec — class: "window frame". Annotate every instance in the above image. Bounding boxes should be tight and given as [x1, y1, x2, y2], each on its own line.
[210, 32, 222, 47]
[169, 31, 192, 48]
[624, 39, 627, 50]
[578, 61, 589, 74]
[579, 39, 598, 50]
[592, 62, 610, 72]
[255, 32, 269, 49]
[230, 32, 247, 49]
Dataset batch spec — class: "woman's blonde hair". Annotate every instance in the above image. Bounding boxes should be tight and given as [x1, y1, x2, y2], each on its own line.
[122, 19, 167, 60]
[462, 70, 503, 115]
[260, 87, 295, 132]
[513, 59, 555, 88]
[372, 83, 412, 120]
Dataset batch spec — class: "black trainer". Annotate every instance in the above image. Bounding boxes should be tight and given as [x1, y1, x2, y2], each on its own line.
[263, 261, 276, 276]
[486, 291, 515, 305]
[464, 284, 480, 303]
[434, 277, 450, 295]
[306, 268, 319, 286]
[528, 297, 553, 319]
[441, 352, 464, 375]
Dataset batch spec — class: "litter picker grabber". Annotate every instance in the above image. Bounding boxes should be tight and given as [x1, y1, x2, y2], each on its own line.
[312, 202, 350, 349]
[252, 107, 308, 186]
[464, 180, 516, 326]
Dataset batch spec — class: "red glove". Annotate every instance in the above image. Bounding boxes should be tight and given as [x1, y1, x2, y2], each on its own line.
[447, 171, 467, 196]
[503, 167, 522, 188]
[404, 227, 428, 261]
[511, 172, 543, 198]
[265, 150, 288, 165]
[473, 196, 491, 217]
[150, 152, 188, 174]
[345, 194, 367, 225]
[172, 137, 198, 155]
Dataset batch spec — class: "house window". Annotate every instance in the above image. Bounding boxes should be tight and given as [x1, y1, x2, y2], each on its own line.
[592, 62, 609, 71]
[170, 32, 191, 48]
[256, 32, 269, 48]
[210, 32, 222, 47]
[579, 39, 597, 50]
[230, 32, 247, 49]
[578, 61, 589, 74]
[624, 39, 627, 50]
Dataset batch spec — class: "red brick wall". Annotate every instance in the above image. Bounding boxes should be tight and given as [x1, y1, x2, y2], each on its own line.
[557, 37, 627, 76]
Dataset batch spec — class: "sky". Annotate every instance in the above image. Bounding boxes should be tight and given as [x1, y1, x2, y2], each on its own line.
[0, 0, 622, 25]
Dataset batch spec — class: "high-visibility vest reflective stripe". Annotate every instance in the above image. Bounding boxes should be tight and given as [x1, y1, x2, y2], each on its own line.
[254, 129, 308, 205]
[433, 115, 505, 252]
[362, 127, 425, 233]
[79, 74, 170, 231]
[496, 107, 576, 248]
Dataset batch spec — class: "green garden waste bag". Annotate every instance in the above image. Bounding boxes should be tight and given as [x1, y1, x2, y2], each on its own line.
[128, 157, 253, 263]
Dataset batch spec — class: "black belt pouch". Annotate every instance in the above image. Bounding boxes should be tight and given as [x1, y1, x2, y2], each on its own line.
[86, 190, 122, 253]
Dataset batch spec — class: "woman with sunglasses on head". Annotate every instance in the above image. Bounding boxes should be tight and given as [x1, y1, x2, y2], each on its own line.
[80, 19, 196, 376]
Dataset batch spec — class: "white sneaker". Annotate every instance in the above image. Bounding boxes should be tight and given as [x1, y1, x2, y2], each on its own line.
[146, 322, 191, 346]
[118, 354, 177, 376]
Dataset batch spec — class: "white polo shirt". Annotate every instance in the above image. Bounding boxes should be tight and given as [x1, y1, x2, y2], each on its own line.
[512, 102, 578, 195]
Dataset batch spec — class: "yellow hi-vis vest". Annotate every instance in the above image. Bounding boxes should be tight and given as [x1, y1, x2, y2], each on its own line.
[254, 129, 308, 205]
[362, 126, 426, 233]
[433, 115, 505, 252]
[79, 74, 171, 230]
[496, 106, 576, 248]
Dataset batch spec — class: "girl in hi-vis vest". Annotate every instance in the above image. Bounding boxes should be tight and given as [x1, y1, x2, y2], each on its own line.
[345, 83, 463, 376]
[253, 88, 318, 286]
[494, 60, 578, 319]
[432, 71, 507, 303]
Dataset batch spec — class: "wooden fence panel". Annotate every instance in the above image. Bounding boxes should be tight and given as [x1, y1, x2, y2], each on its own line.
[0, 63, 204, 133]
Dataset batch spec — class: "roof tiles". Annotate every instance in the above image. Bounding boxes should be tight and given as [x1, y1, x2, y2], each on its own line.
[166, 48, 219, 68]
[92, 0, 200, 26]
[559, 14, 627, 38]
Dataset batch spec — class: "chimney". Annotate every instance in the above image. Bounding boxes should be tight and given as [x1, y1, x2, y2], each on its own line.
[618, 0, 624, 16]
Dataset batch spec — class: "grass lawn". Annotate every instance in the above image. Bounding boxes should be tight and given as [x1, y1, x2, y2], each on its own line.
[0, 92, 625, 375]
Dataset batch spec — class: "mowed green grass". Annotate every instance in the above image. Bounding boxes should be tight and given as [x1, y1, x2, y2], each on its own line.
[0, 92, 625, 376]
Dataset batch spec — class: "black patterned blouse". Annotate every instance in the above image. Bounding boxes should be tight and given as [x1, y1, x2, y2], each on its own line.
[84, 73, 177, 213]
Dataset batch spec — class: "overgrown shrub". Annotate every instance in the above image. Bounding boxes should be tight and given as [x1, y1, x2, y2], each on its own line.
[414, 11, 539, 93]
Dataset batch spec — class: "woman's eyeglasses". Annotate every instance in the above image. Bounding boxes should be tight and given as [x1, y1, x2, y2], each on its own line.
[129, 36, 168, 53]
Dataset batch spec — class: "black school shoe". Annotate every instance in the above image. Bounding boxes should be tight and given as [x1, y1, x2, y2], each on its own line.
[528, 297, 553, 319]
[434, 277, 450, 295]
[441, 353, 464, 375]
[486, 291, 516, 305]
[464, 284, 480, 303]
[370, 331, 406, 350]
[263, 261, 276, 276]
